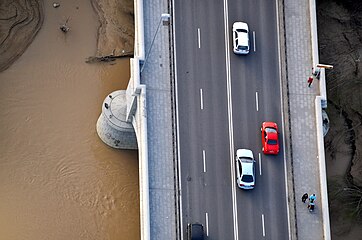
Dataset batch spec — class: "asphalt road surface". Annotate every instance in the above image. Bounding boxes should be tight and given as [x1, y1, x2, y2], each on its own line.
[174, 0, 289, 239]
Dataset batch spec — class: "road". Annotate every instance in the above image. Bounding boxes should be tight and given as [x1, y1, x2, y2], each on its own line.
[174, 0, 289, 239]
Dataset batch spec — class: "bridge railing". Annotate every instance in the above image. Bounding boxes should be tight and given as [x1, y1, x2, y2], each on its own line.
[126, 0, 150, 240]
[309, 0, 331, 239]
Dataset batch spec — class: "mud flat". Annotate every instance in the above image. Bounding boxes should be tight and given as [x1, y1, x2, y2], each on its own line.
[0, 0, 43, 72]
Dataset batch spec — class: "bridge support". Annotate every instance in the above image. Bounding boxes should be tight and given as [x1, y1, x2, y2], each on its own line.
[96, 90, 137, 149]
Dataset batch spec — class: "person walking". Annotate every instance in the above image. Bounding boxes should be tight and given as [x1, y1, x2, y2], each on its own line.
[307, 76, 314, 87]
[308, 194, 317, 211]
[308, 201, 315, 211]
[309, 193, 316, 203]
[302, 193, 308, 203]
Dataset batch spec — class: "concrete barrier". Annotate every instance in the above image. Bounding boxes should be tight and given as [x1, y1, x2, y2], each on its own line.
[309, 0, 331, 239]
[127, 0, 150, 239]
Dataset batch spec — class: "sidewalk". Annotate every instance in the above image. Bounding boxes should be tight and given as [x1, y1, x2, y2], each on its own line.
[284, 0, 328, 239]
[141, 0, 178, 239]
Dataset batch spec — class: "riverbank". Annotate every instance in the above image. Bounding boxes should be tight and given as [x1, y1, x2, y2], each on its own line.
[90, 0, 134, 57]
[0, 0, 134, 71]
[317, 0, 362, 239]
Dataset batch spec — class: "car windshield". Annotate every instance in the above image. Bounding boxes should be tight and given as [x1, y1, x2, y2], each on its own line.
[265, 127, 277, 133]
[238, 45, 248, 50]
[267, 139, 278, 145]
[241, 174, 254, 183]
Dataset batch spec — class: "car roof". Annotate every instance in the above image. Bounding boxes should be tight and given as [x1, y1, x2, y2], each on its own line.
[241, 161, 254, 175]
[267, 132, 278, 140]
[190, 223, 204, 240]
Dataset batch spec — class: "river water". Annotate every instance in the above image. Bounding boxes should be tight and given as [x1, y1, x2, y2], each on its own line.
[0, 1, 139, 239]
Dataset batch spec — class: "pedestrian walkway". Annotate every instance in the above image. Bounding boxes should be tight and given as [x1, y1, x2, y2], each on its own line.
[141, 0, 178, 239]
[284, 0, 329, 239]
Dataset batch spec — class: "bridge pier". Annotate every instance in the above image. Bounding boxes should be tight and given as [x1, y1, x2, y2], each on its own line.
[96, 90, 137, 149]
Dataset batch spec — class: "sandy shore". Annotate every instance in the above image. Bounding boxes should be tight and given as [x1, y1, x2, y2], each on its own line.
[0, 0, 134, 72]
[91, 0, 134, 57]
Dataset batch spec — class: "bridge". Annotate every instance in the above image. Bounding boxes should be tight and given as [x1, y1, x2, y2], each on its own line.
[96, 0, 331, 239]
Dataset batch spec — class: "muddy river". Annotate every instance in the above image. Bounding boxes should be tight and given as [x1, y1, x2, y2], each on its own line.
[0, 1, 139, 239]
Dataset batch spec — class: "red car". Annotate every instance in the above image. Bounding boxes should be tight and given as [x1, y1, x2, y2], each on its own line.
[261, 122, 279, 155]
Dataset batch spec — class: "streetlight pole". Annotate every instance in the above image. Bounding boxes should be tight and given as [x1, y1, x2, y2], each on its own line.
[140, 13, 170, 73]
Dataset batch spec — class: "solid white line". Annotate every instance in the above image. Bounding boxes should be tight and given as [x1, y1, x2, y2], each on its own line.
[200, 88, 204, 110]
[275, 0, 292, 238]
[203, 150, 206, 173]
[262, 214, 266, 237]
[223, 0, 239, 239]
[253, 31, 256, 52]
[171, 2, 184, 239]
[256, 91, 259, 111]
[198, 28, 201, 49]
[259, 153, 262, 175]
[206, 212, 209, 236]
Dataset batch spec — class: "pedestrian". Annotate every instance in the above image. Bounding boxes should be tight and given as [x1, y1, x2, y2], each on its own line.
[306, 193, 317, 212]
[307, 76, 314, 87]
[302, 193, 308, 203]
[309, 193, 316, 203]
[308, 202, 315, 211]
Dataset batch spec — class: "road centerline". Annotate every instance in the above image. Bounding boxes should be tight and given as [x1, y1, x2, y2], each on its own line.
[223, 0, 239, 239]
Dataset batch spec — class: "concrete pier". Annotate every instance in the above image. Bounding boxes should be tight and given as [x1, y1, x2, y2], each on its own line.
[96, 90, 137, 149]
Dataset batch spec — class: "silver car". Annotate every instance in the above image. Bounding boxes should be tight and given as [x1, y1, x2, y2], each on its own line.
[235, 149, 256, 189]
[232, 22, 250, 54]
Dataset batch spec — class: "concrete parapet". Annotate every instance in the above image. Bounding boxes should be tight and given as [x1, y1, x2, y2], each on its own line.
[127, 57, 142, 122]
[96, 0, 151, 238]
[315, 96, 331, 240]
[309, 0, 331, 239]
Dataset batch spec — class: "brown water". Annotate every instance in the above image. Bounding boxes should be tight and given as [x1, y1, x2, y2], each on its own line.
[0, 1, 140, 240]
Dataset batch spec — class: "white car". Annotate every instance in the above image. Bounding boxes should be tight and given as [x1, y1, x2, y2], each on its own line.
[232, 22, 250, 54]
[236, 149, 256, 189]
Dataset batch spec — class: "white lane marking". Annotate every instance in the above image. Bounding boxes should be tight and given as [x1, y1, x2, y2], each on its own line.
[203, 150, 206, 173]
[223, 0, 239, 239]
[171, 3, 183, 239]
[253, 31, 256, 52]
[200, 88, 204, 110]
[256, 91, 259, 111]
[198, 28, 201, 49]
[206, 212, 209, 236]
[262, 214, 266, 237]
[275, 0, 292, 238]
[259, 153, 262, 175]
